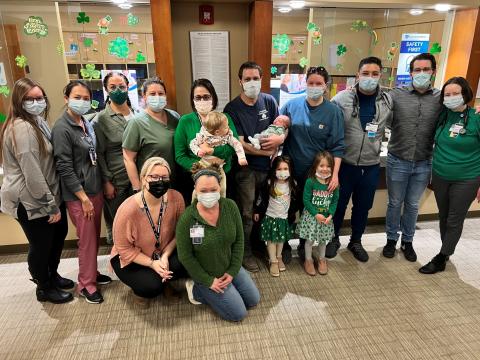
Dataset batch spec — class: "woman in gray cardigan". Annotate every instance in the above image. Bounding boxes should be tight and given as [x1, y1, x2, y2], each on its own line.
[0, 78, 73, 304]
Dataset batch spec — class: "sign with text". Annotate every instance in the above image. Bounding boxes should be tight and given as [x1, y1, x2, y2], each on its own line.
[396, 33, 430, 86]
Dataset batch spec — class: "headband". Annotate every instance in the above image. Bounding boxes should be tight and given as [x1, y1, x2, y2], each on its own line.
[192, 169, 222, 184]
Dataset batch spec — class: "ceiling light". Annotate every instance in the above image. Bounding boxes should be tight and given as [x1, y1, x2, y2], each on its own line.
[278, 7, 292, 13]
[435, 4, 451, 12]
[118, 3, 132, 9]
[289, 1, 305, 9]
[409, 9, 424, 16]
[112, 0, 127, 4]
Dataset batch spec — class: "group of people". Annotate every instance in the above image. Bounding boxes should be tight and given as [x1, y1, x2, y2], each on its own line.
[0, 53, 479, 322]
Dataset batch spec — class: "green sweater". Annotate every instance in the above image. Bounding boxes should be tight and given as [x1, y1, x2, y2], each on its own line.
[303, 178, 339, 217]
[433, 108, 480, 181]
[176, 198, 244, 287]
[174, 112, 238, 173]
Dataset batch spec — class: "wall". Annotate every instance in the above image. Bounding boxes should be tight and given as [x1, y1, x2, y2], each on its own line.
[171, 1, 249, 114]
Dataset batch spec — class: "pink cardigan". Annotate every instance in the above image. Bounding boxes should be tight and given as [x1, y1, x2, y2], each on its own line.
[110, 189, 185, 268]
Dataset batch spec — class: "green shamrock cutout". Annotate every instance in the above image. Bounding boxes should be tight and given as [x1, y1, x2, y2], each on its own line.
[15, 55, 28, 68]
[430, 42, 442, 55]
[23, 16, 48, 38]
[387, 42, 398, 61]
[0, 113, 6, 123]
[77, 12, 90, 24]
[336, 64, 344, 72]
[136, 51, 146, 63]
[127, 13, 139, 26]
[83, 38, 93, 48]
[80, 64, 101, 80]
[91, 100, 100, 110]
[0, 86, 10, 97]
[299, 57, 309, 68]
[306, 22, 317, 31]
[271, 66, 277, 75]
[350, 20, 368, 32]
[108, 37, 129, 59]
[337, 44, 347, 57]
[273, 34, 292, 55]
[388, 76, 395, 82]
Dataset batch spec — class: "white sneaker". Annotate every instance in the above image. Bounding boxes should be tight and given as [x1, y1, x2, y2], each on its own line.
[185, 279, 201, 305]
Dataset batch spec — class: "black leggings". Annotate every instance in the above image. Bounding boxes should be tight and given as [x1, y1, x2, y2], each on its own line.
[111, 250, 188, 298]
[16, 203, 68, 284]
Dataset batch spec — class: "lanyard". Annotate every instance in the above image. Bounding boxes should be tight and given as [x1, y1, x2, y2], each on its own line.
[141, 192, 165, 248]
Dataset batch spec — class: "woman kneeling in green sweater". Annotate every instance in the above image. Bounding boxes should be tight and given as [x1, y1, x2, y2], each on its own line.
[176, 164, 260, 321]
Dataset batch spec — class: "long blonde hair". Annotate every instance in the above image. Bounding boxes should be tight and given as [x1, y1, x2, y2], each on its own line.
[0, 78, 50, 164]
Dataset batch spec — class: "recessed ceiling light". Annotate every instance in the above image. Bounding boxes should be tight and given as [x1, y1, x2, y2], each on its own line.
[278, 7, 292, 13]
[118, 3, 132, 9]
[112, 0, 127, 4]
[409, 9, 424, 16]
[289, 1, 305, 9]
[435, 4, 451, 12]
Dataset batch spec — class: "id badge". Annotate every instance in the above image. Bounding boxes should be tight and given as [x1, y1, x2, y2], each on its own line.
[449, 123, 463, 138]
[190, 224, 204, 245]
[89, 148, 97, 166]
[366, 123, 378, 138]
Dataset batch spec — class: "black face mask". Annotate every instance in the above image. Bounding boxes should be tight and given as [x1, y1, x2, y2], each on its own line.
[147, 180, 170, 198]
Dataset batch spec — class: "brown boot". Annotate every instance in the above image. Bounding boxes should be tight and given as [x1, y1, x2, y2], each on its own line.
[269, 261, 280, 277]
[318, 259, 328, 275]
[277, 256, 286, 272]
[304, 259, 316, 276]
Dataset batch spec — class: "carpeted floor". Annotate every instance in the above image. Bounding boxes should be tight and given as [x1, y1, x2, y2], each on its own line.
[1, 219, 480, 359]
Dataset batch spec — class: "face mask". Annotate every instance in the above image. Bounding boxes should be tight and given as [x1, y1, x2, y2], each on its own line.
[194, 99, 213, 115]
[68, 99, 91, 116]
[147, 95, 167, 112]
[109, 88, 129, 105]
[306, 86, 325, 100]
[443, 95, 464, 110]
[23, 99, 46, 116]
[243, 80, 261, 99]
[197, 192, 220, 208]
[276, 170, 290, 180]
[412, 73, 431, 90]
[316, 171, 331, 179]
[358, 77, 379, 93]
[147, 179, 170, 199]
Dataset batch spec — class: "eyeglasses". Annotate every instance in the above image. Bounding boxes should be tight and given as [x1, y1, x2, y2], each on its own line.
[194, 95, 212, 101]
[109, 85, 128, 92]
[147, 175, 169, 182]
[24, 97, 46, 105]
[412, 67, 432, 73]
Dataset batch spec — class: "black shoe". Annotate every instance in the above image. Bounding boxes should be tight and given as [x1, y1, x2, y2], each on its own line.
[382, 240, 397, 258]
[52, 273, 75, 291]
[347, 242, 369, 262]
[401, 242, 417, 262]
[325, 237, 341, 258]
[282, 247, 292, 265]
[419, 254, 447, 274]
[96, 273, 112, 285]
[297, 245, 305, 263]
[80, 288, 104, 304]
[34, 280, 74, 304]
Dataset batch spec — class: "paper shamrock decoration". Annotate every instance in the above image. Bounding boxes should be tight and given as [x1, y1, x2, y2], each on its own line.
[350, 19, 378, 46]
[135, 51, 146, 63]
[0, 113, 6, 123]
[0, 86, 10, 97]
[80, 64, 101, 80]
[77, 12, 90, 24]
[83, 38, 93, 48]
[337, 44, 347, 57]
[273, 34, 292, 55]
[127, 13, 139, 26]
[108, 37, 129, 59]
[387, 42, 398, 61]
[335, 64, 344, 72]
[307, 22, 322, 45]
[98, 15, 112, 35]
[91, 100, 99, 110]
[23, 16, 48, 38]
[430, 42, 442, 55]
[299, 57, 309, 68]
[271, 66, 277, 75]
[15, 55, 28, 68]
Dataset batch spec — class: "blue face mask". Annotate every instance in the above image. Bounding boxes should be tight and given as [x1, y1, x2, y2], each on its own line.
[68, 99, 91, 115]
[443, 95, 464, 110]
[358, 77, 379, 93]
[306, 86, 325, 100]
[147, 95, 167, 112]
[23, 99, 47, 116]
[412, 72, 431, 90]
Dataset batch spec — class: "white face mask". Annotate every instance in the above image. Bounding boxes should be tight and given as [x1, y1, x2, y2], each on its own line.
[243, 80, 261, 99]
[276, 170, 290, 180]
[147, 95, 167, 112]
[68, 99, 91, 116]
[197, 192, 220, 208]
[23, 99, 47, 116]
[358, 77, 379, 93]
[316, 171, 331, 179]
[306, 86, 325, 100]
[443, 95, 464, 110]
[412, 72, 431, 90]
[194, 99, 213, 115]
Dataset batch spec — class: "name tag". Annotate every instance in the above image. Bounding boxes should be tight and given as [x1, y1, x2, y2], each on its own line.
[449, 123, 464, 138]
[190, 225, 204, 245]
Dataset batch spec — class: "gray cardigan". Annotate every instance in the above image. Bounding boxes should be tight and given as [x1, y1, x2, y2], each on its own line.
[1, 117, 61, 219]
[51, 110, 102, 202]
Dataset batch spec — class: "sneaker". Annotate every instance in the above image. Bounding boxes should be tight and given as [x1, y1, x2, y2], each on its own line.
[277, 256, 286, 272]
[52, 273, 75, 291]
[96, 273, 112, 285]
[269, 261, 280, 277]
[325, 236, 341, 258]
[401, 242, 417, 262]
[382, 240, 397, 258]
[304, 259, 316, 276]
[317, 259, 328, 275]
[243, 255, 260, 272]
[419, 254, 447, 274]
[185, 279, 201, 305]
[80, 288, 104, 304]
[347, 242, 369, 262]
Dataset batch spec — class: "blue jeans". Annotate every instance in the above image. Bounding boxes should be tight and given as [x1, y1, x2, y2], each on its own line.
[385, 153, 432, 242]
[333, 163, 380, 242]
[192, 267, 260, 322]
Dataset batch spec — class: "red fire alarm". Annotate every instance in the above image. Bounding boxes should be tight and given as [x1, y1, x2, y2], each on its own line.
[199, 5, 214, 25]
